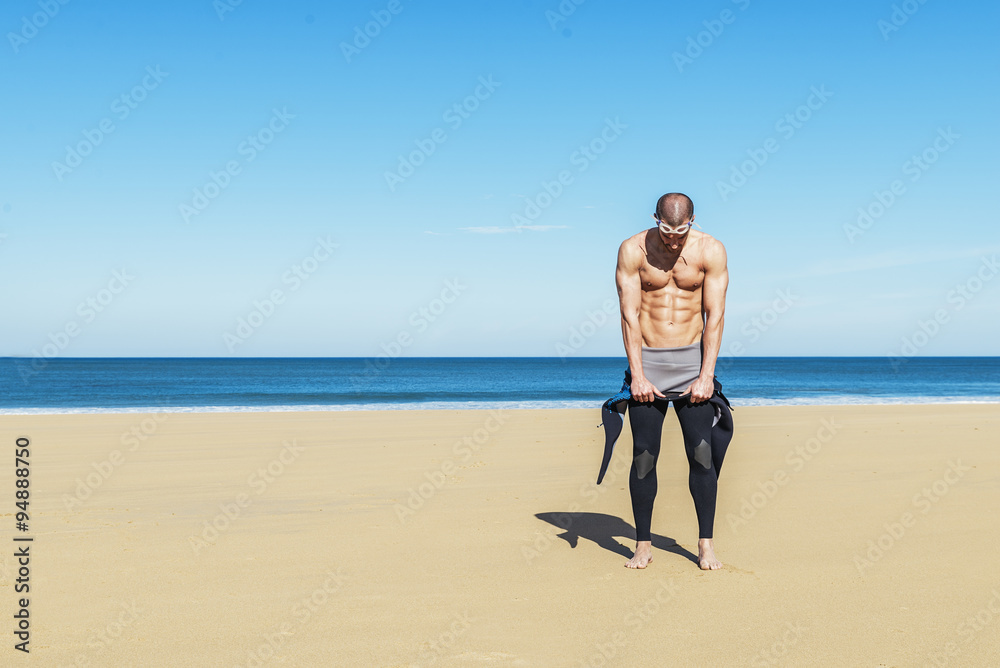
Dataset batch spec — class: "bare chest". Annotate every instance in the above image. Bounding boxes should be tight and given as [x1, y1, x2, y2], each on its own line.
[639, 253, 705, 293]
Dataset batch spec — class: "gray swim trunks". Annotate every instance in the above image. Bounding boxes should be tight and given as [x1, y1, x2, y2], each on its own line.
[639, 341, 703, 395]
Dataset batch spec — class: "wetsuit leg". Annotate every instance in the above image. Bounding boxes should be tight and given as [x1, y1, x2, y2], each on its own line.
[673, 396, 730, 539]
[627, 397, 670, 542]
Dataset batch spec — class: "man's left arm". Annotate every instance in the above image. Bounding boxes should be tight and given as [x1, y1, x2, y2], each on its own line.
[691, 239, 729, 402]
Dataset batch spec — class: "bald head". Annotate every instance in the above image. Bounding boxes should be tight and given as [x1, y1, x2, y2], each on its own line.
[655, 193, 694, 225]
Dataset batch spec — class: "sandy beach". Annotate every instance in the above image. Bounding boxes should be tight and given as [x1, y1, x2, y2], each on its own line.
[2, 404, 998, 666]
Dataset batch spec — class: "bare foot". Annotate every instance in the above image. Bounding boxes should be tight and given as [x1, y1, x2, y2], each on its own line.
[698, 538, 722, 570]
[625, 541, 653, 569]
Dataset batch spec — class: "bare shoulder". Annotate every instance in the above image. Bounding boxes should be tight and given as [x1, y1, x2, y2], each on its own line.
[697, 231, 727, 268]
[617, 230, 649, 267]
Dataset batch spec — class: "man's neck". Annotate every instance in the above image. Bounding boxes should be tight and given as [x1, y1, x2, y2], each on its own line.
[657, 234, 687, 254]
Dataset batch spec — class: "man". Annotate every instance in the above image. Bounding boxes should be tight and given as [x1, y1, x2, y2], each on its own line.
[614, 192, 731, 570]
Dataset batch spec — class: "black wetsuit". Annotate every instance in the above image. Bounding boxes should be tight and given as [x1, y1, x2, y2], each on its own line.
[599, 370, 734, 541]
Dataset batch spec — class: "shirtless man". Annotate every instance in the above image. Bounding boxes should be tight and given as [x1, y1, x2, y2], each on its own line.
[615, 192, 730, 570]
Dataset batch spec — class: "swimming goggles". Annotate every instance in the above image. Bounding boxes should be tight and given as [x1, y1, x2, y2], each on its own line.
[652, 214, 700, 235]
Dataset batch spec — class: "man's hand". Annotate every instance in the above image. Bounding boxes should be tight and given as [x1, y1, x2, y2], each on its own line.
[681, 376, 715, 404]
[631, 376, 666, 403]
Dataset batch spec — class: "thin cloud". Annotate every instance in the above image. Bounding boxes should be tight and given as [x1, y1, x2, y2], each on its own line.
[460, 226, 518, 234]
[516, 224, 569, 231]
[460, 224, 570, 234]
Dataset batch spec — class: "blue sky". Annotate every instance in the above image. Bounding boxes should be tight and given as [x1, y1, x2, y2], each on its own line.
[1, 0, 997, 358]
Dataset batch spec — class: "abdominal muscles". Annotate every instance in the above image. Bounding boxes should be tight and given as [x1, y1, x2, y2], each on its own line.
[639, 287, 702, 347]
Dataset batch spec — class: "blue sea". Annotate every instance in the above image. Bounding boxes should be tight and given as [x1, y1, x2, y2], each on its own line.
[1, 357, 998, 414]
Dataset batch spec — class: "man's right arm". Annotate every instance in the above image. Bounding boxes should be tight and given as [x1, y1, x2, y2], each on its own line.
[616, 239, 664, 402]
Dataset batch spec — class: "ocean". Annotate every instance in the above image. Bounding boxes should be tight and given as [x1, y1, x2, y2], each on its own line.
[1, 356, 999, 414]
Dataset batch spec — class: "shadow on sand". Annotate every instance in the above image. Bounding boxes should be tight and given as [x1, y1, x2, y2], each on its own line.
[535, 512, 698, 565]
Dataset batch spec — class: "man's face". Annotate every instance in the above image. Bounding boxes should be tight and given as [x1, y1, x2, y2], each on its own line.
[655, 216, 693, 251]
